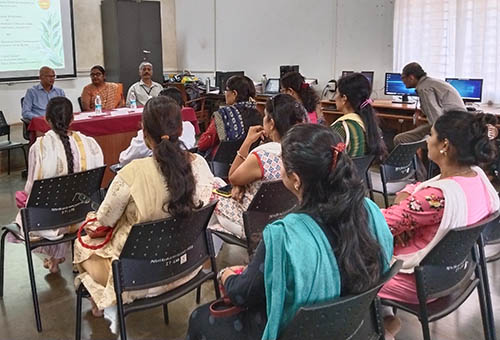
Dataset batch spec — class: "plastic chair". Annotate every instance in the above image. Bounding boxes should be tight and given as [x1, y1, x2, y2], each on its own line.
[207, 139, 244, 180]
[481, 213, 500, 263]
[278, 261, 403, 340]
[211, 180, 298, 257]
[369, 139, 426, 207]
[351, 154, 375, 198]
[75, 201, 219, 340]
[0, 166, 106, 332]
[0, 110, 28, 175]
[380, 211, 500, 340]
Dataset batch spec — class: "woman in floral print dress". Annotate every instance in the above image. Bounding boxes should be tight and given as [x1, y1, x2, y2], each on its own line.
[378, 111, 500, 339]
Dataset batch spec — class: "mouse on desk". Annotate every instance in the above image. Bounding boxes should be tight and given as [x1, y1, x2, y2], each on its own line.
[466, 106, 477, 112]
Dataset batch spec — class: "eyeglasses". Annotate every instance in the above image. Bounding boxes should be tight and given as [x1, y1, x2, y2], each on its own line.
[90, 73, 103, 77]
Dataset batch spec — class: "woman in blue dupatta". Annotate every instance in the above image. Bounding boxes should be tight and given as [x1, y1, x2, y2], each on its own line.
[185, 124, 393, 340]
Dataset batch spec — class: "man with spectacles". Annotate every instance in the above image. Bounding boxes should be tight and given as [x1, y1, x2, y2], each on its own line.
[21, 66, 66, 121]
[126, 62, 163, 107]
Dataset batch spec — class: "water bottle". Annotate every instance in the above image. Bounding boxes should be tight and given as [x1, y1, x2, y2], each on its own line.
[94, 95, 102, 114]
[130, 92, 137, 109]
[261, 74, 267, 94]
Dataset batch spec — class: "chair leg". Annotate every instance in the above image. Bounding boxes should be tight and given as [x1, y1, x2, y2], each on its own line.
[196, 286, 201, 304]
[0, 230, 7, 298]
[75, 285, 83, 340]
[7, 149, 11, 175]
[25, 244, 42, 332]
[476, 238, 496, 340]
[163, 304, 169, 325]
[21, 146, 28, 171]
[117, 302, 127, 340]
[213, 277, 221, 299]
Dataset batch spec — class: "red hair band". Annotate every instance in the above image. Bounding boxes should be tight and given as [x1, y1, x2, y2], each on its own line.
[331, 142, 346, 169]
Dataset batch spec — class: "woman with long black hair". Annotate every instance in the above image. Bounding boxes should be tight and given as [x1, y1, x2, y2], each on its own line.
[186, 124, 393, 340]
[331, 72, 386, 159]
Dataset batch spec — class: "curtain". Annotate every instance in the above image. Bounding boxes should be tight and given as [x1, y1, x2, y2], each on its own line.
[394, 0, 500, 103]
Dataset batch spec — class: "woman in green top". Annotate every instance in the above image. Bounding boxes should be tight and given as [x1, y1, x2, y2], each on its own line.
[331, 73, 386, 159]
[185, 124, 393, 340]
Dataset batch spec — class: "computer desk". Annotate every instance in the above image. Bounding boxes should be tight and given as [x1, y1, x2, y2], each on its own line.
[321, 99, 500, 133]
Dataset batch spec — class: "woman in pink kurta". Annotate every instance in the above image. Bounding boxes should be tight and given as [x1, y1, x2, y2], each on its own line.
[378, 110, 500, 340]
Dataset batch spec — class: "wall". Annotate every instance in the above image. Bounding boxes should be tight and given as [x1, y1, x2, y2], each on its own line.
[0, 0, 177, 124]
[175, 0, 394, 96]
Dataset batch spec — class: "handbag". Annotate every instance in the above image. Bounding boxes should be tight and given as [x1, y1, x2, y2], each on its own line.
[209, 268, 246, 318]
[77, 213, 114, 250]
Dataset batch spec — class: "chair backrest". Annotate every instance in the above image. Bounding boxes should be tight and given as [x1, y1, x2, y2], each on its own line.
[77, 97, 84, 112]
[243, 180, 298, 256]
[279, 261, 403, 340]
[0, 110, 10, 137]
[351, 154, 375, 190]
[482, 212, 500, 245]
[416, 211, 500, 299]
[212, 139, 244, 163]
[20, 166, 106, 232]
[113, 201, 217, 291]
[380, 139, 426, 182]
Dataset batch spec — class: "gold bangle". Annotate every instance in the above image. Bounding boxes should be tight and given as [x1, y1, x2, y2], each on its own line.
[236, 151, 247, 161]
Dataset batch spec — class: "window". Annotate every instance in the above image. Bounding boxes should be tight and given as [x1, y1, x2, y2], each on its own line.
[394, 0, 500, 103]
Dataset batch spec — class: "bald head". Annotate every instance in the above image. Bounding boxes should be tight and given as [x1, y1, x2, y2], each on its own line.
[39, 66, 56, 90]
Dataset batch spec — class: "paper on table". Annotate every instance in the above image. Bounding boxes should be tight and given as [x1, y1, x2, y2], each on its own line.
[73, 113, 90, 121]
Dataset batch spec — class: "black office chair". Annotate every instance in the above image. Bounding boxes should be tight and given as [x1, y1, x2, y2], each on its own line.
[75, 201, 219, 340]
[0, 110, 28, 174]
[207, 139, 244, 179]
[77, 97, 84, 112]
[0, 166, 106, 332]
[351, 154, 375, 198]
[380, 211, 500, 340]
[211, 180, 298, 258]
[481, 212, 500, 263]
[278, 261, 403, 340]
[369, 139, 426, 207]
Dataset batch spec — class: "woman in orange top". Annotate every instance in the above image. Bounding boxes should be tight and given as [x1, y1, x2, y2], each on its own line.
[81, 65, 123, 112]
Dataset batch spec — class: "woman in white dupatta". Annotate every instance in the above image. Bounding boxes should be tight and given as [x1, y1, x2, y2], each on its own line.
[378, 110, 500, 340]
[12, 97, 103, 273]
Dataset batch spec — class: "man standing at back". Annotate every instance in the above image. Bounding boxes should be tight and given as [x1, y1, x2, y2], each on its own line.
[126, 62, 163, 107]
[22, 66, 66, 121]
[394, 62, 466, 144]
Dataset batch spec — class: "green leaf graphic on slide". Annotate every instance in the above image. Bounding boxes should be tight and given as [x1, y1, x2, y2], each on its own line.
[40, 12, 64, 67]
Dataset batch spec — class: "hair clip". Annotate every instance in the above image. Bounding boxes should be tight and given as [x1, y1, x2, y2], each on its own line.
[331, 142, 346, 169]
[487, 124, 498, 140]
[161, 134, 170, 141]
[360, 98, 373, 109]
[300, 83, 309, 89]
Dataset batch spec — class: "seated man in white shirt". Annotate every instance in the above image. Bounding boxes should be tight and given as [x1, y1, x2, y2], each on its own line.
[125, 61, 163, 106]
[119, 88, 196, 167]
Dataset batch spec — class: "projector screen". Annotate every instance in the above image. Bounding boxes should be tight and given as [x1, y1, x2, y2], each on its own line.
[0, 0, 76, 82]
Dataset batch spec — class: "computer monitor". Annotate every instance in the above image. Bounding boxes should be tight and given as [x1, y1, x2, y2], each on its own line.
[280, 65, 300, 79]
[264, 78, 280, 94]
[445, 78, 483, 103]
[341, 70, 354, 78]
[215, 71, 245, 94]
[361, 71, 374, 88]
[384, 73, 417, 100]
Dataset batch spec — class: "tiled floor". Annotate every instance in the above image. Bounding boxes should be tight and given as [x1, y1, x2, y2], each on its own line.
[1, 170, 500, 340]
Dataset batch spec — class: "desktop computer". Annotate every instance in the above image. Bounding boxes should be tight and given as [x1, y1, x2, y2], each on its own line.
[340, 71, 374, 89]
[445, 78, 483, 107]
[215, 71, 245, 94]
[384, 72, 417, 103]
[280, 65, 300, 79]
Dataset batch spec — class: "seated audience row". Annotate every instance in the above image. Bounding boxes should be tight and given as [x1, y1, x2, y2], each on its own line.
[12, 63, 500, 340]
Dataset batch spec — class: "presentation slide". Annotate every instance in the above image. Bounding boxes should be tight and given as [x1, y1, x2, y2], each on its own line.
[0, 0, 76, 82]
